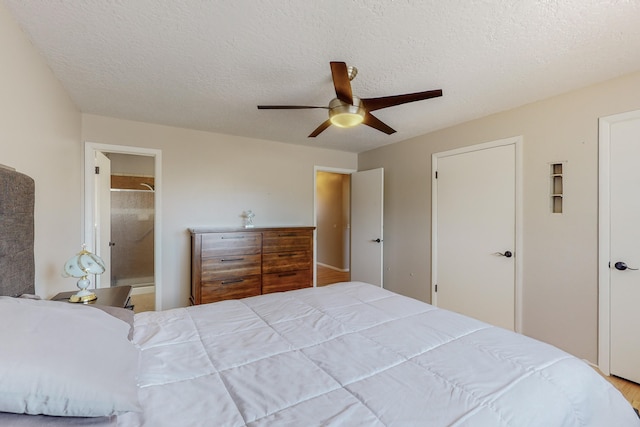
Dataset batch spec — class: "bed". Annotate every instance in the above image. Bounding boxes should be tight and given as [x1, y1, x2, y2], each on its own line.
[1, 167, 639, 426]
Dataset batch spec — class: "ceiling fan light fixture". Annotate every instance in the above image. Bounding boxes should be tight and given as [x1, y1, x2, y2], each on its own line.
[257, 62, 442, 137]
[329, 97, 365, 128]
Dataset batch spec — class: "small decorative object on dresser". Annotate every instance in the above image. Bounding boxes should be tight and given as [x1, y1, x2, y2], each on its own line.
[190, 226, 315, 304]
[242, 209, 255, 228]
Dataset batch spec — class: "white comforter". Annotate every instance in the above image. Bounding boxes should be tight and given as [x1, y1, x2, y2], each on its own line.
[119, 282, 638, 426]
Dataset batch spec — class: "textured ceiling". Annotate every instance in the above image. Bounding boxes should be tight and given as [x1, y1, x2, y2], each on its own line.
[4, 1, 640, 153]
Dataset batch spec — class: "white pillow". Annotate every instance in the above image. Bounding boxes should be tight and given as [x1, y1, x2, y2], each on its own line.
[0, 297, 141, 417]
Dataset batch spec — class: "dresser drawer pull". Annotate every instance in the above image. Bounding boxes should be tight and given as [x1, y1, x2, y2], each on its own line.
[221, 279, 244, 285]
[278, 253, 295, 257]
[221, 257, 244, 262]
[221, 236, 245, 239]
[278, 233, 297, 237]
[278, 273, 297, 277]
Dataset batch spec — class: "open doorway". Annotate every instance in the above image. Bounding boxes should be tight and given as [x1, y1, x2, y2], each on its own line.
[315, 170, 352, 286]
[84, 142, 162, 312]
[314, 166, 385, 288]
[109, 153, 155, 311]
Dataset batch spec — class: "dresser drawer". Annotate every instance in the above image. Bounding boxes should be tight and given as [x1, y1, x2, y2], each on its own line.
[263, 230, 311, 253]
[201, 232, 261, 257]
[262, 251, 310, 274]
[201, 254, 261, 279]
[201, 275, 261, 303]
[263, 270, 311, 294]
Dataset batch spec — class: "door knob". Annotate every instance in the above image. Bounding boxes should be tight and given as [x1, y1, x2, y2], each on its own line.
[494, 251, 513, 258]
[614, 261, 638, 271]
[371, 238, 382, 243]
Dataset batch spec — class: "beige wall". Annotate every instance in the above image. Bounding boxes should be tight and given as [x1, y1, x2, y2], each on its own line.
[0, 3, 82, 297]
[82, 115, 357, 309]
[359, 71, 640, 362]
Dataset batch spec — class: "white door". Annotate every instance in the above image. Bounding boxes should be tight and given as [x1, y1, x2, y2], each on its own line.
[95, 151, 111, 289]
[351, 168, 384, 287]
[433, 141, 517, 330]
[601, 110, 640, 383]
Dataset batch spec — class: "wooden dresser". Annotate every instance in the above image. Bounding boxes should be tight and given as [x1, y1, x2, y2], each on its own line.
[190, 227, 314, 304]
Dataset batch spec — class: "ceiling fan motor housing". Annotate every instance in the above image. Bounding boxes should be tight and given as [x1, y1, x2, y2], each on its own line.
[329, 96, 365, 128]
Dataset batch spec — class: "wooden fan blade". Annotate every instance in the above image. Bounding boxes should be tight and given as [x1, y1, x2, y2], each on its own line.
[257, 105, 327, 109]
[309, 119, 332, 138]
[362, 89, 442, 112]
[330, 62, 353, 105]
[363, 112, 396, 135]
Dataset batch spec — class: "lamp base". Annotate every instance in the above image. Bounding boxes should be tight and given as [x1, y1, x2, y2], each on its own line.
[69, 292, 98, 303]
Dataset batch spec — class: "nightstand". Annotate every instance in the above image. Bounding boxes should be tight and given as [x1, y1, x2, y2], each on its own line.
[51, 286, 133, 309]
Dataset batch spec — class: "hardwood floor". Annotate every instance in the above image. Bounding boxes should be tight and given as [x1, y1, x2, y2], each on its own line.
[598, 370, 640, 411]
[317, 264, 350, 286]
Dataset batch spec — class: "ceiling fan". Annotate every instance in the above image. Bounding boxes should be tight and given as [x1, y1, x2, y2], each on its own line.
[257, 61, 442, 137]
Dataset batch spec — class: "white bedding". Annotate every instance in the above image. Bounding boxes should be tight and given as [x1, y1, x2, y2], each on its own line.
[119, 282, 638, 426]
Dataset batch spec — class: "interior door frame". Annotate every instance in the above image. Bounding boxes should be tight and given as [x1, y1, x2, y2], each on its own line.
[431, 136, 523, 332]
[597, 109, 640, 375]
[313, 166, 356, 287]
[84, 142, 163, 310]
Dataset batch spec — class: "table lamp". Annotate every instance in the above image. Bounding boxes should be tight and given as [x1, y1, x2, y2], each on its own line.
[62, 244, 106, 303]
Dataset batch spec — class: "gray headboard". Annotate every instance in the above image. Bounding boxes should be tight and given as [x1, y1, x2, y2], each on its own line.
[0, 166, 35, 296]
